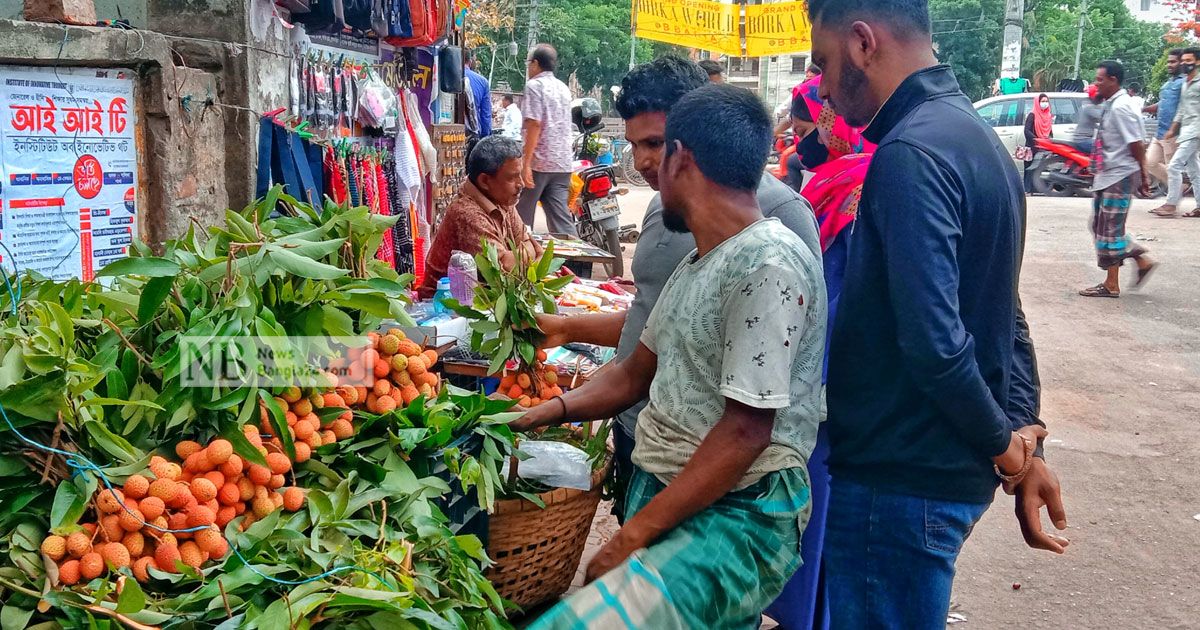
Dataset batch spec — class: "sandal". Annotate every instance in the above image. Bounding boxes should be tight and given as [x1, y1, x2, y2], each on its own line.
[1183, 209, 1200, 218]
[1152, 205, 1178, 217]
[1136, 262, 1158, 288]
[1079, 284, 1120, 298]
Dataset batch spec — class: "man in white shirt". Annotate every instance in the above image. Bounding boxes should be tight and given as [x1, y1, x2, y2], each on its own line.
[1080, 60, 1156, 298]
[517, 44, 577, 235]
[500, 94, 523, 140]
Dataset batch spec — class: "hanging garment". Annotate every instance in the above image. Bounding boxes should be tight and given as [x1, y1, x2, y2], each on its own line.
[402, 89, 437, 182]
[255, 117, 322, 209]
[393, 99, 423, 206]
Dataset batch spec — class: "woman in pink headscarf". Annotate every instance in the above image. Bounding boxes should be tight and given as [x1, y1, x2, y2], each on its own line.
[764, 75, 874, 630]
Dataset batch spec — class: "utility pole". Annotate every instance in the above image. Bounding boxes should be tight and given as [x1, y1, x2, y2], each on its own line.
[1000, 0, 1024, 82]
[526, 0, 540, 51]
[629, 0, 638, 70]
[1072, 0, 1089, 79]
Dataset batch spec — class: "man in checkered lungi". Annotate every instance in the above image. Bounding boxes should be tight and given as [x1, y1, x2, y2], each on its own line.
[1081, 60, 1158, 298]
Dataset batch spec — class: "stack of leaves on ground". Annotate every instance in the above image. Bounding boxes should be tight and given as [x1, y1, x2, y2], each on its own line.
[0, 189, 517, 629]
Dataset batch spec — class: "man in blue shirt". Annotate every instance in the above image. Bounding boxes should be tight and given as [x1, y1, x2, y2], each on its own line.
[808, 0, 1069, 627]
[465, 50, 493, 137]
[1145, 49, 1183, 189]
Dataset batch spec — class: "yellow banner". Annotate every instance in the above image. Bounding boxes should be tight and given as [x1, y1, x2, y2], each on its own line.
[633, 0, 741, 57]
[744, 1, 811, 57]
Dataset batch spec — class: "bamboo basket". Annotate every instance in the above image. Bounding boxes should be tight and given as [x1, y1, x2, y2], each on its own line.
[484, 458, 610, 611]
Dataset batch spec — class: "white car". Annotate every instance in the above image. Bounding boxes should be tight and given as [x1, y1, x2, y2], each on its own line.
[973, 92, 1091, 169]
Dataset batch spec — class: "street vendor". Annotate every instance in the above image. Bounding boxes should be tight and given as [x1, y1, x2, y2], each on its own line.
[419, 136, 541, 299]
[515, 84, 826, 629]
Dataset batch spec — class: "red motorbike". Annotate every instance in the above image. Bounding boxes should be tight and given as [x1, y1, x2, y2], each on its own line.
[768, 133, 797, 181]
[1029, 137, 1094, 197]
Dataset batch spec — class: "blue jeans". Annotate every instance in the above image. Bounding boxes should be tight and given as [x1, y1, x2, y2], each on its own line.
[824, 478, 991, 629]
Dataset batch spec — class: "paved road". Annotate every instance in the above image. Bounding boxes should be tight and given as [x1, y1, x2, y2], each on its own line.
[566, 191, 1200, 627]
[953, 194, 1199, 628]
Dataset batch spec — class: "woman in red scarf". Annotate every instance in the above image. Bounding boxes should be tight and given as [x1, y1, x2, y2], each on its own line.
[1024, 93, 1055, 193]
[764, 75, 873, 630]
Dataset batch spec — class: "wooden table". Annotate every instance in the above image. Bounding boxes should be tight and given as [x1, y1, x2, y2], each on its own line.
[532, 233, 616, 265]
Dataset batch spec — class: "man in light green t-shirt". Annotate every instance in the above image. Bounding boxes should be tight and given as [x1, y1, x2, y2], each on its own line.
[516, 84, 826, 629]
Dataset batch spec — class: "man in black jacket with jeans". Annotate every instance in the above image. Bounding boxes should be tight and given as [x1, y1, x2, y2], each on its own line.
[808, 1, 1069, 627]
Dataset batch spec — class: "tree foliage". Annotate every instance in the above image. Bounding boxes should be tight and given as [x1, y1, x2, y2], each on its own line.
[1022, 0, 1167, 91]
[931, 0, 1006, 100]
[471, 0, 680, 102]
[930, 0, 1168, 101]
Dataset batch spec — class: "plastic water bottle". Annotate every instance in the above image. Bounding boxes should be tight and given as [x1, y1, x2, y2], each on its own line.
[448, 250, 478, 304]
[433, 277, 453, 316]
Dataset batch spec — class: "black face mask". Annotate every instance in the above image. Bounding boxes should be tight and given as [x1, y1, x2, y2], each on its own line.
[1183, 63, 1196, 75]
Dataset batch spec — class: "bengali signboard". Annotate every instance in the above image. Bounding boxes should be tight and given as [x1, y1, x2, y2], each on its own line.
[633, 0, 742, 57]
[744, 1, 811, 57]
[0, 65, 138, 282]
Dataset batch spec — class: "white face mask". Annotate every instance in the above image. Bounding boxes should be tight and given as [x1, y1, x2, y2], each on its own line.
[1040, 101, 1050, 111]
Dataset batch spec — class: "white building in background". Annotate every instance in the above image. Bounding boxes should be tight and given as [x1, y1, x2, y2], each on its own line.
[717, 53, 812, 118]
[1126, 0, 1175, 23]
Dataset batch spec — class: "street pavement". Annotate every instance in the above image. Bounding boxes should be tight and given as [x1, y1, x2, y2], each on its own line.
[555, 190, 1200, 627]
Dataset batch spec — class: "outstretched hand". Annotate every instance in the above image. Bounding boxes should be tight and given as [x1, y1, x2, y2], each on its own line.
[534, 314, 571, 349]
[1013, 457, 1069, 554]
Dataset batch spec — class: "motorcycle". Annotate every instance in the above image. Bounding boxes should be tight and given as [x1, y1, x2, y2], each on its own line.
[1030, 138, 1094, 197]
[1031, 137, 1166, 198]
[768, 132, 798, 182]
[568, 98, 627, 278]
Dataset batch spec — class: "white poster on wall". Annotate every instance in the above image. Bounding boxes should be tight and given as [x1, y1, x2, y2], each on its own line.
[0, 65, 138, 282]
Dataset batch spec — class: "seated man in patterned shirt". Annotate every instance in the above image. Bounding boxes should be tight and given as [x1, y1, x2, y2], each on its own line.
[514, 85, 827, 629]
[419, 136, 540, 298]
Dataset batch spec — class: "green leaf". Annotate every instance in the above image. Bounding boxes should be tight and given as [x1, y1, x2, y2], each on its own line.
[276, 237, 347, 260]
[542, 274, 575, 291]
[80, 397, 164, 411]
[494, 294, 508, 324]
[321, 305, 355, 338]
[266, 247, 347, 280]
[105, 368, 129, 401]
[1, 604, 33, 630]
[259, 390, 296, 461]
[454, 535, 488, 562]
[96, 257, 181, 278]
[49, 478, 89, 531]
[515, 491, 547, 509]
[331, 292, 395, 319]
[83, 420, 140, 464]
[137, 276, 175, 326]
[46, 302, 75, 352]
[114, 576, 146, 613]
[223, 422, 268, 467]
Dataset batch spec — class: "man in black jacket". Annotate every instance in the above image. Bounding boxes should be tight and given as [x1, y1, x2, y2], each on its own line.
[808, 0, 1069, 626]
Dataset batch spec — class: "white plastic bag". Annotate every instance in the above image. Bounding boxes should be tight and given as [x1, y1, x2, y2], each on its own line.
[501, 440, 593, 491]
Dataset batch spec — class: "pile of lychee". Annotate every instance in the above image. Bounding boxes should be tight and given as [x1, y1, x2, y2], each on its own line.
[329, 329, 442, 414]
[498, 353, 564, 408]
[260, 386, 355, 463]
[41, 433, 305, 586]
